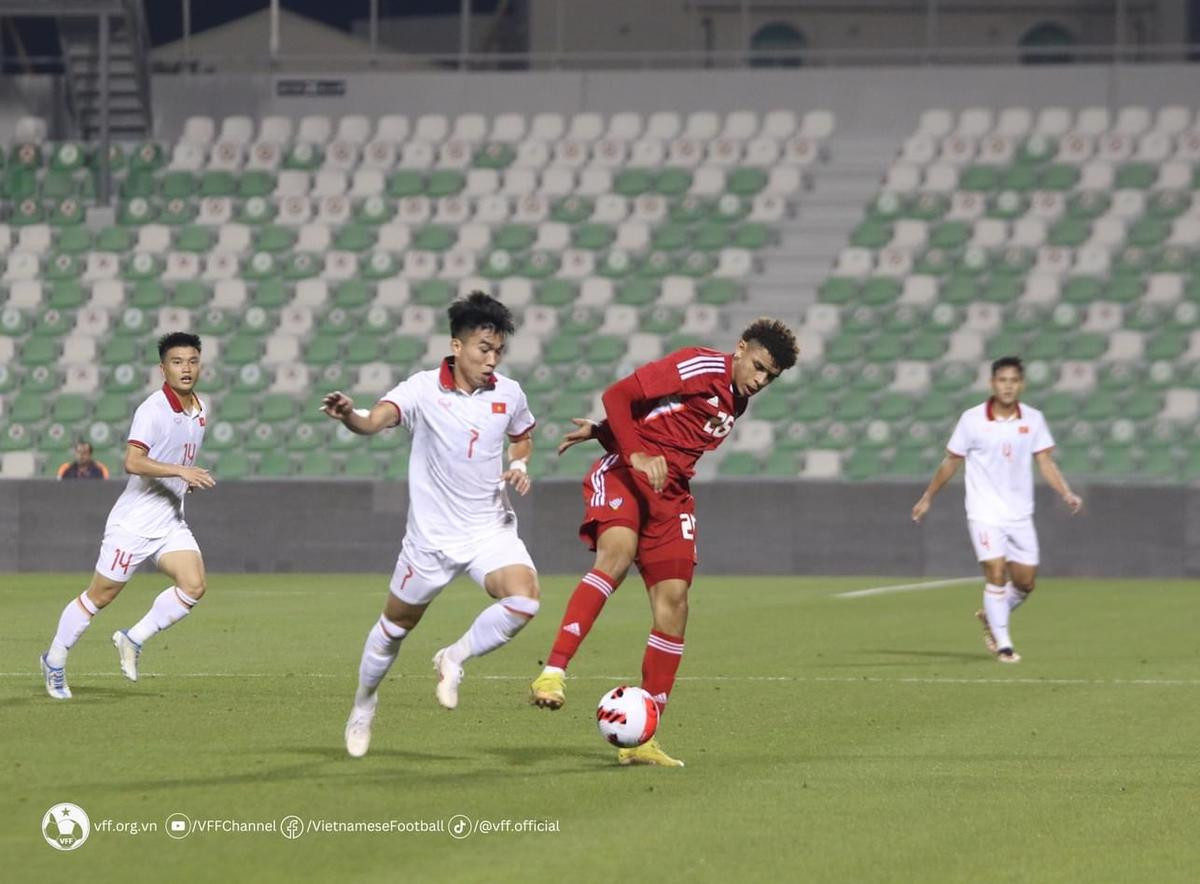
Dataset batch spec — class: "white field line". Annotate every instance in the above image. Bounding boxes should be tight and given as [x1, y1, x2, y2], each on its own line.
[4, 673, 1199, 686]
[835, 576, 979, 599]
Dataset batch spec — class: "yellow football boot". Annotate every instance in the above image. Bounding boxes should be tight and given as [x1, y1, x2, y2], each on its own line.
[529, 669, 565, 709]
[617, 738, 685, 767]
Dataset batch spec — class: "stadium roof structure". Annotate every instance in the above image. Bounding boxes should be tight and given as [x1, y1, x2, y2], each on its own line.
[152, 8, 430, 71]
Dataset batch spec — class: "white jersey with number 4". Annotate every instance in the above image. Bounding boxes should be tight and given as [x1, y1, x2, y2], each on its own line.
[380, 358, 536, 555]
[106, 384, 207, 539]
[946, 399, 1055, 525]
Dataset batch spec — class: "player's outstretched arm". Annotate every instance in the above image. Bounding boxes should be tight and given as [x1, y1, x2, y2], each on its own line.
[502, 435, 533, 496]
[557, 418, 598, 455]
[911, 453, 963, 523]
[320, 391, 395, 436]
[1034, 450, 1083, 514]
[124, 444, 215, 490]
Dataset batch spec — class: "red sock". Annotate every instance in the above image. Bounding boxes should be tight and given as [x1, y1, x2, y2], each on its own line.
[546, 570, 619, 670]
[641, 630, 685, 715]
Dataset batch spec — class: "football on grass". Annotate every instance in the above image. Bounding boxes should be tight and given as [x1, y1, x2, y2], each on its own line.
[595, 685, 659, 748]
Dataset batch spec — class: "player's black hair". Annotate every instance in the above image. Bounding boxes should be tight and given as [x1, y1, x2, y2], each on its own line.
[740, 318, 799, 372]
[74, 439, 92, 453]
[991, 355, 1024, 377]
[448, 291, 515, 339]
[157, 332, 202, 360]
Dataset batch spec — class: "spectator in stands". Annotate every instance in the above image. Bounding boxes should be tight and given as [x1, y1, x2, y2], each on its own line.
[57, 441, 110, 480]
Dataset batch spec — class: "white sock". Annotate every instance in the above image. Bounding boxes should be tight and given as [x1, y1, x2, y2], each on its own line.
[127, 586, 198, 646]
[983, 583, 1012, 649]
[47, 593, 99, 668]
[447, 596, 540, 664]
[356, 615, 407, 701]
[1004, 581, 1029, 612]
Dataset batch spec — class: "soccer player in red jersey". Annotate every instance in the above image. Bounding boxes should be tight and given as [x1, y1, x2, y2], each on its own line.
[530, 319, 798, 766]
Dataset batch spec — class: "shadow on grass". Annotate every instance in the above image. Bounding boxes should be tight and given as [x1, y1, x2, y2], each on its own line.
[0, 685, 163, 707]
[75, 742, 614, 794]
[830, 649, 986, 665]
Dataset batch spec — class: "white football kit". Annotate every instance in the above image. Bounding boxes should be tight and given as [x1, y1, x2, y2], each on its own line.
[946, 399, 1055, 565]
[380, 358, 538, 605]
[95, 384, 206, 582]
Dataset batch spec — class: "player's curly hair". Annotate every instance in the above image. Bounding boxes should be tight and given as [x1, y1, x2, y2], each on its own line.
[740, 318, 799, 372]
[448, 291, 516, 339]
[991, 355, 1024, 376]
[157, 331, 202, 360]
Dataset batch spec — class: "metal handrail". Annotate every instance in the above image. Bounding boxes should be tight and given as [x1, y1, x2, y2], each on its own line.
[120, 0, 152, 133]
[143, 41, 1200, 74]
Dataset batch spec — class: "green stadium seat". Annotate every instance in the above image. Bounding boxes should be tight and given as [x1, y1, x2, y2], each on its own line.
[254, 225, 296, 253]
[283, 143, 322, 170]
[552, 196, 594, 224]
[385, 336, 424, 365]
[0, 423, 37, 451]
[843, 448, 885, 481]
[344, 452, 382, 478]
[586, 336, 625, 364]
[245, 423, 279, 452]
[537, 279, 576, 307]
[1040, 164, 1080, 190]
[305, 335, 342, 366]
[794, 392, 829, 422]
[287, 423, 326, 453]
[616, 280, 658, 307]
[426, 170, 465, 197]
[908, 193, 949, 221]
[727, 168, 768, 196]
[762, 450, 799, 476]
[652, 223, 691, 251]
[19, 337, 56, 365]
[819, 277, 859, 305]
[214, 451, 251, 480]
[613, 169, 652, 196]
[670, 196, 709, 225]
[9, 393, 46, 422]
[387, 170, 424, 197]
[1116, 163, 1156, 190]
[717, 452, 761, 476]
[256, 451, 293, 477]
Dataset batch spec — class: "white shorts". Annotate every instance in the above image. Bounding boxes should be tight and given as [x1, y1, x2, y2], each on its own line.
[968, 519, 1039, 566]
[95, 523, 201, 583]
[388, 530, 537, 606]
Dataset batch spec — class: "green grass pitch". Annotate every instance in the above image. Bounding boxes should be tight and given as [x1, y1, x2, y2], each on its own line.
[3, 573, 1198, 883]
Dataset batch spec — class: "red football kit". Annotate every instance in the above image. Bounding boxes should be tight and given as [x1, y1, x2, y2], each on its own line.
[579, 347, 748, 587]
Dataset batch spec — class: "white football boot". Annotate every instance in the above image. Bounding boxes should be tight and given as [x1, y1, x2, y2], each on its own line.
[432, 648, 463, 710]
[40, 654, 72, 700]
[112, 630, 142, 682]
[344, 693, 378, 758]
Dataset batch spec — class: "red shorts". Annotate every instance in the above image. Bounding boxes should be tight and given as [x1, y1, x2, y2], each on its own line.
[579, 453, 697, 588]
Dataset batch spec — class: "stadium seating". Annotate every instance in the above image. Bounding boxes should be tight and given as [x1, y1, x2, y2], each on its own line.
[6, 104, 1193, 482]
[0, 110, 831, 478]
[808, 104, 1200, 480]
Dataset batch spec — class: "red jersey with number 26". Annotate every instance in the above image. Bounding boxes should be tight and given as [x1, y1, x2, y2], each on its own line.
[603, 347, 747, 482]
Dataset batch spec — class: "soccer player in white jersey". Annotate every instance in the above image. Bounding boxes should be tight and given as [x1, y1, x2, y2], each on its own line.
[39, 332, 215, 699]
[322, 292, 540, 758]
[911, 356, 1082, 663]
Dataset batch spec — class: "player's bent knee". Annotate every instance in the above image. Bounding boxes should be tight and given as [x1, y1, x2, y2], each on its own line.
[86, 577, 124, 608]
[503, 595, 540, 620]
[179, 580, 206, 601]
